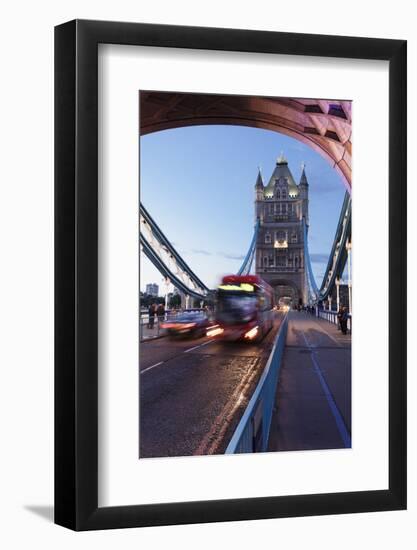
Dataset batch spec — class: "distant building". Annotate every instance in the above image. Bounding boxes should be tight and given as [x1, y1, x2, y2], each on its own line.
[255, 153, 309, 306]
[145, 283, 159, 297]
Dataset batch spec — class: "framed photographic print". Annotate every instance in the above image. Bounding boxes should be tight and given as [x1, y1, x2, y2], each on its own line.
[55, 20, 407, 530]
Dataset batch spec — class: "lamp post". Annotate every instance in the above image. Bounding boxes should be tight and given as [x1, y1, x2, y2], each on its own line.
[336, 277, 340, 312]
[346, 240, 352, 314]
[163, 277, 170, 313]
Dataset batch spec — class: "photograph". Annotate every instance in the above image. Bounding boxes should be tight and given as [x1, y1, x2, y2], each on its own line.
[139, 91, 352, 458]
[0, 1, 409, 540]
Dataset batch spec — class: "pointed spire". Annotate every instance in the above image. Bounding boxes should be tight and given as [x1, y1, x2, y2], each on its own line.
[255, 166, 264, 188]
[300, 162, 308, 186]
[277, 151, 288, 165]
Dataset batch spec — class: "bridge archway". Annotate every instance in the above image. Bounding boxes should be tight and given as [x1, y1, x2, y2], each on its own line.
[140, 91, 352, 190]
[268, 278, 302, 307]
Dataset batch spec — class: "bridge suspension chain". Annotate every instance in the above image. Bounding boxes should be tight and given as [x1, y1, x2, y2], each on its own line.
[237, 219, 260, 276]
[140, 206, 270, 301]
[304, 192, 351, 304]
[140, 203, 209, 300]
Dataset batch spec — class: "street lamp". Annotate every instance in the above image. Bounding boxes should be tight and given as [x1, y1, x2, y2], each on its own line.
[346, 240, 352, 314]
[335, 277, 340, 312]
[163, 277, 170, 312]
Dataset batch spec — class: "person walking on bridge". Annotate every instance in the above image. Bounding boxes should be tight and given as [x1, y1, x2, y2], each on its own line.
[148, 303, 156, 329]
[339, 306, 349, 335]
[337, 306, 342, 331]
[156, 303, 165, 325]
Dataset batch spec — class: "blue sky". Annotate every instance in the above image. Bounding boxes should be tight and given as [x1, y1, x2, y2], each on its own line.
[140, 125, 346, 294]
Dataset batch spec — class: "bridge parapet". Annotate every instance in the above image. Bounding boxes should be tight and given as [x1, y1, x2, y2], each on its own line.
[226, 314, 288, 454]
[316, 308, 352, 333]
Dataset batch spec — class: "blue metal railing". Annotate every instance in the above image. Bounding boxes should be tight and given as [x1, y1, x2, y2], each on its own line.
[317, 308, 352, 333]
[225, 314, 289, 454]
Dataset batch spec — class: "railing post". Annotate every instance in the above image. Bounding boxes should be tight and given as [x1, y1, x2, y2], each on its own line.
[164, 277, 170, 311]
[139, 316, 143, 341]
[346, 240, 352, 315]
[336, 277, 340, 312]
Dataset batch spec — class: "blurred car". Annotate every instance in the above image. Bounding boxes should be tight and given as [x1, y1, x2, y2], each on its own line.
[160, 312, 211, 339]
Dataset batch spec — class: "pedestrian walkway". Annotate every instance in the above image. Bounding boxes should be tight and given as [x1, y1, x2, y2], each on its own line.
[140, 319, 166, 342]
[268, 311, 351, 452]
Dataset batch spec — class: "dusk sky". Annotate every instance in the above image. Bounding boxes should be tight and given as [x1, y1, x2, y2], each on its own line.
[140, 124, 347, 295]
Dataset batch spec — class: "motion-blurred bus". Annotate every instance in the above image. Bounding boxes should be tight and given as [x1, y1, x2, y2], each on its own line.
[207, 275, 274, 342]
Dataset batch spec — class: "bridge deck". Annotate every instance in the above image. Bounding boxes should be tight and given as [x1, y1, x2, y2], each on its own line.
[140, 314, 283, 458]
[268, 311, 351, 452]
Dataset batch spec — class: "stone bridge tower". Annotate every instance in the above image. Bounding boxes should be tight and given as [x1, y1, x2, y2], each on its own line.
[255, 154, 308, 306]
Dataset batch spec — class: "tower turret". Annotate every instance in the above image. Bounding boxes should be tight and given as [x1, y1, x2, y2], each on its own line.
[254, 167, 264, 220]
[299, 163, 309, 188]
[299, 162, 309, 224]
[255, 167, 264, 193]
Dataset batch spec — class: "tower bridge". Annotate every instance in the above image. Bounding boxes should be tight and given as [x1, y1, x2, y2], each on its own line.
[140, 154, 352, 457]
[140, 156, 352, 456]
[254, 153, 309, 306]
[140, 101, 352, 457]
[140, 151, 351, 309]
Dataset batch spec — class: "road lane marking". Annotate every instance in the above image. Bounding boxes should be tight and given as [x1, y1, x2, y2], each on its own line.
[141, 361, 164, 375]
[141, 340, 213, 374]
[301, 330, 351, 448]
[184, 340, 212, 353]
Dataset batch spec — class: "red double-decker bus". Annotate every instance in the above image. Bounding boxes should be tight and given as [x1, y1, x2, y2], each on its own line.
[207, 275, 274, 342]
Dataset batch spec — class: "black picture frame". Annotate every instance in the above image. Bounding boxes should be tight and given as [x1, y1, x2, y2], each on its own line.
[55, 19, 407, 531]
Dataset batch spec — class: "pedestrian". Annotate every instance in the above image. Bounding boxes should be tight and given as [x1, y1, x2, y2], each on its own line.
[339, 306, 349, 335]
[156, 302, 165, 325]
[337, 306, 342, 331]
[148, 303, 155, 329]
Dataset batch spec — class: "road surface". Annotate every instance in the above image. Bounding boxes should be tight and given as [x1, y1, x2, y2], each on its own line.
[140, 313, 283, 458]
